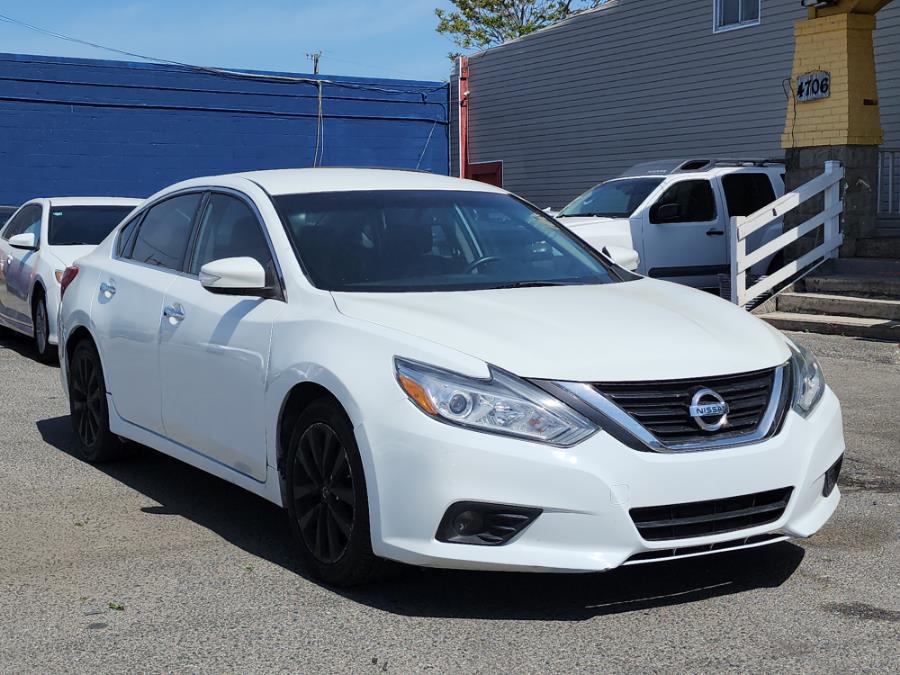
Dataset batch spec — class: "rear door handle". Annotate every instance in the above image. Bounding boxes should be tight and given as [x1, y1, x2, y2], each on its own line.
[706, 229, 725, 237]
[99, 280, 116, 297]
[163, 303, 185, 321]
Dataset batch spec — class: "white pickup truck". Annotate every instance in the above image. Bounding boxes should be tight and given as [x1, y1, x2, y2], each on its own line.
[554, 159, 785, 290]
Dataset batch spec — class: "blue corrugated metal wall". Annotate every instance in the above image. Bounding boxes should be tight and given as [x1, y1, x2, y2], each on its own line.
[0, 53, 449, 205]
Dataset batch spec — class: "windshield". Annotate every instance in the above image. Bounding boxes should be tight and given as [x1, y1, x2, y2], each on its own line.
[48, 206, 135, 246]
[274, 190, 626, 292]
[558, 178, 663, 218]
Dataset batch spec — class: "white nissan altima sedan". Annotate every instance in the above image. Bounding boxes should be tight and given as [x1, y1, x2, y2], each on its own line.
[0, 197, 140, 361]
[57, 168, 844, 586]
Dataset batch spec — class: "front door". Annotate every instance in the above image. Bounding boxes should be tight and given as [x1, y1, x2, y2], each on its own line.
[0, 204, 43, 330]
[642, 178, 727, 289]
[92, 193, 203, 434]
[158, 192, 282, 482]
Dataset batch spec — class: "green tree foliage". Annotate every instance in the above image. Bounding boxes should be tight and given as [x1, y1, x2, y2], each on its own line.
[436, 1, 608, 54]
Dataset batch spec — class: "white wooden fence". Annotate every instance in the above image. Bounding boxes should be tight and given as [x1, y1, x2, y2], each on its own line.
[730, 160, 844, 308]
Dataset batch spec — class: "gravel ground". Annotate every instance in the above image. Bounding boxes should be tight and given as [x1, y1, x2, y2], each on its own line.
[0, 329, 897, 674]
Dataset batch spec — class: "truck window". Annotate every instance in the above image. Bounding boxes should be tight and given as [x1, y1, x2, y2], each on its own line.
[649, 180, 716, 224]
[722, 174, 777, 217]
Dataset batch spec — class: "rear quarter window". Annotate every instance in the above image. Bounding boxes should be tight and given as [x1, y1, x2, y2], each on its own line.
[721, 174, 777, 217]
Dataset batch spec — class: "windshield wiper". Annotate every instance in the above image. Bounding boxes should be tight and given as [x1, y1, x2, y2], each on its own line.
[488, 280, 572, 290]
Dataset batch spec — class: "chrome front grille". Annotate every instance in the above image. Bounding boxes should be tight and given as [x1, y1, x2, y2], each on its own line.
[590, 365, 789, 450]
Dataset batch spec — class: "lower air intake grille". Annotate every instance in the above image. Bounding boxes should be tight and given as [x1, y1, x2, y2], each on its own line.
[630, 487, 793, 541]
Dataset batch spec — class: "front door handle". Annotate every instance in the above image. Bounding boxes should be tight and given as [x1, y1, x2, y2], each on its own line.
[706, 228, 725, 237]
[163, 303, 185, 321]
[99, 280, 116, 297]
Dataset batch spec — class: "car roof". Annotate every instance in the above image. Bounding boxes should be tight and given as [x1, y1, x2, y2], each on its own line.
[162, 168, 508, 198]
[43, 197, 143, 207]
[620, 159, 785, 179]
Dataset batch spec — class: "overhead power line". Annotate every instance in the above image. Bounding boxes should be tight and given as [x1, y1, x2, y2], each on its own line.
[0, 12, 446, 96]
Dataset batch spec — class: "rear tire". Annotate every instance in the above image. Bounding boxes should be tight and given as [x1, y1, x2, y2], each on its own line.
[286, 399, 387, 586]
[32, 294, 55, 363]
[68, 340, 124, 463]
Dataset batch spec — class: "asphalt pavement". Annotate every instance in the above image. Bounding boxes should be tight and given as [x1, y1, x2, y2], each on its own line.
[0, 329, 897, 673]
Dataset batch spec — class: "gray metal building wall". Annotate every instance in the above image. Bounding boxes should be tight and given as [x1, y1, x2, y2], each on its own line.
[456, 0, 900, 210]
[876, 3, 900, 149]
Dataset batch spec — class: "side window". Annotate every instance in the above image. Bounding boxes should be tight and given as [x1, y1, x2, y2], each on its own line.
[721, 173, 777, 218]
[2, 205, 42, 240]
[189, 194, 275, 282]
[116, 213, 144, 258]
[650, 180, 717, 224]
[128, 194, 202, 271]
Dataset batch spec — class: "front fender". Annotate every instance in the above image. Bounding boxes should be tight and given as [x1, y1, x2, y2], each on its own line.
[265, 313, 490, 530]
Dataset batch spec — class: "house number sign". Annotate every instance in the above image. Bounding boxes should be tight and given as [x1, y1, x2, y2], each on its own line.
[797, 71, 830, 102]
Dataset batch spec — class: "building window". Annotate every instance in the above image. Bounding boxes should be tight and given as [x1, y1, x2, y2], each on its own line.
[714, 0, 761, 32]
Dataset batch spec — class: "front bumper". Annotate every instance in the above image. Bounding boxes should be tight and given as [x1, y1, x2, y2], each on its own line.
[357, 387, 844, 572]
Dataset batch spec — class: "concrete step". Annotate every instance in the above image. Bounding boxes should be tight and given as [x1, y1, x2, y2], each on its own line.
[800, 274, 900, 298]
[856, 237, 900, 259]
[777, 292, 900, 321]
[820, 257, 900, 276]
[760, 311, 900, 341]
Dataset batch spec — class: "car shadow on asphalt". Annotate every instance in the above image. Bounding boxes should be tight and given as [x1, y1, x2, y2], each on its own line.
[0, 330, 51, 363]
[38, 414, 805, 621]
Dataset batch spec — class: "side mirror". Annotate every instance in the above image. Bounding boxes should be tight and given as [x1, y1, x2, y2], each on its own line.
[9, 232, 37, 250]
[199, 257, 275, 298]
[601, 245, 640, 272]
[652, 203, 680, 223]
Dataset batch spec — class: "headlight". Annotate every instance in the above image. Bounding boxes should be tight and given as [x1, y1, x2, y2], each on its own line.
[787, 339, 825, 417]
[394, 357, 597, 446]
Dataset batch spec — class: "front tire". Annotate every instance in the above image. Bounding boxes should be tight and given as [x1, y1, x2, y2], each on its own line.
[32, 295, 54, 363]
[68, 340, 124, 463]
[286, 399, 386, 586]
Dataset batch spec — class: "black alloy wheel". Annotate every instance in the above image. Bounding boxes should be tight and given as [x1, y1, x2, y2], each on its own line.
[292, 422, 356, 563]
[286, 400, 387, 586]
[68, 340, 123, 462]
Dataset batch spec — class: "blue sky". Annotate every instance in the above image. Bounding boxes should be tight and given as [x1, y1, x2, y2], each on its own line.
[0, 0, 460, 82]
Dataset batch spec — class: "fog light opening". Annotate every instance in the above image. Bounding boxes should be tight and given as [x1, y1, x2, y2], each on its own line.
[453, 510, 484, 536]
[823, 455, 843, 498]
[436, 502, 542, 546]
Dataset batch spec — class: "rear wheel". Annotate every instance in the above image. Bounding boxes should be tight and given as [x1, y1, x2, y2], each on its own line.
[286, 399, 386, 586]
[32, 294, 54, 363]
[68, 340, 124, 462]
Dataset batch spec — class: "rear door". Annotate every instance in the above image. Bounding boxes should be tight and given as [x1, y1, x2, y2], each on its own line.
[720, 172, 781, 273]
[0, 203, 43, 330]
[91, 192, 203, 434]
[642, 178, 726, 289]
[158, 192, 283, 481]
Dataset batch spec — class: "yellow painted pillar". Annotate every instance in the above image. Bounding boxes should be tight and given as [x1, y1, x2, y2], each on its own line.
[781, 0, 893, 253]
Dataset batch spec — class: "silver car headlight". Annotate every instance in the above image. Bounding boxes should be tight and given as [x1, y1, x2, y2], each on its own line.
[787, 339, 825, 417]
[394, 357, 597, 446]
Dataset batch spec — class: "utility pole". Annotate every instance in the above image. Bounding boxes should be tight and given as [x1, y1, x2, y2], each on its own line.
[306, 51, 322, 75]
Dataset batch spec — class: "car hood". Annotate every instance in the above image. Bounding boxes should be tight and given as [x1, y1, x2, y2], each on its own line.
[556, 216, 635, 251]
[332, 278, 790, 381]
[47, 244, 97, 267]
